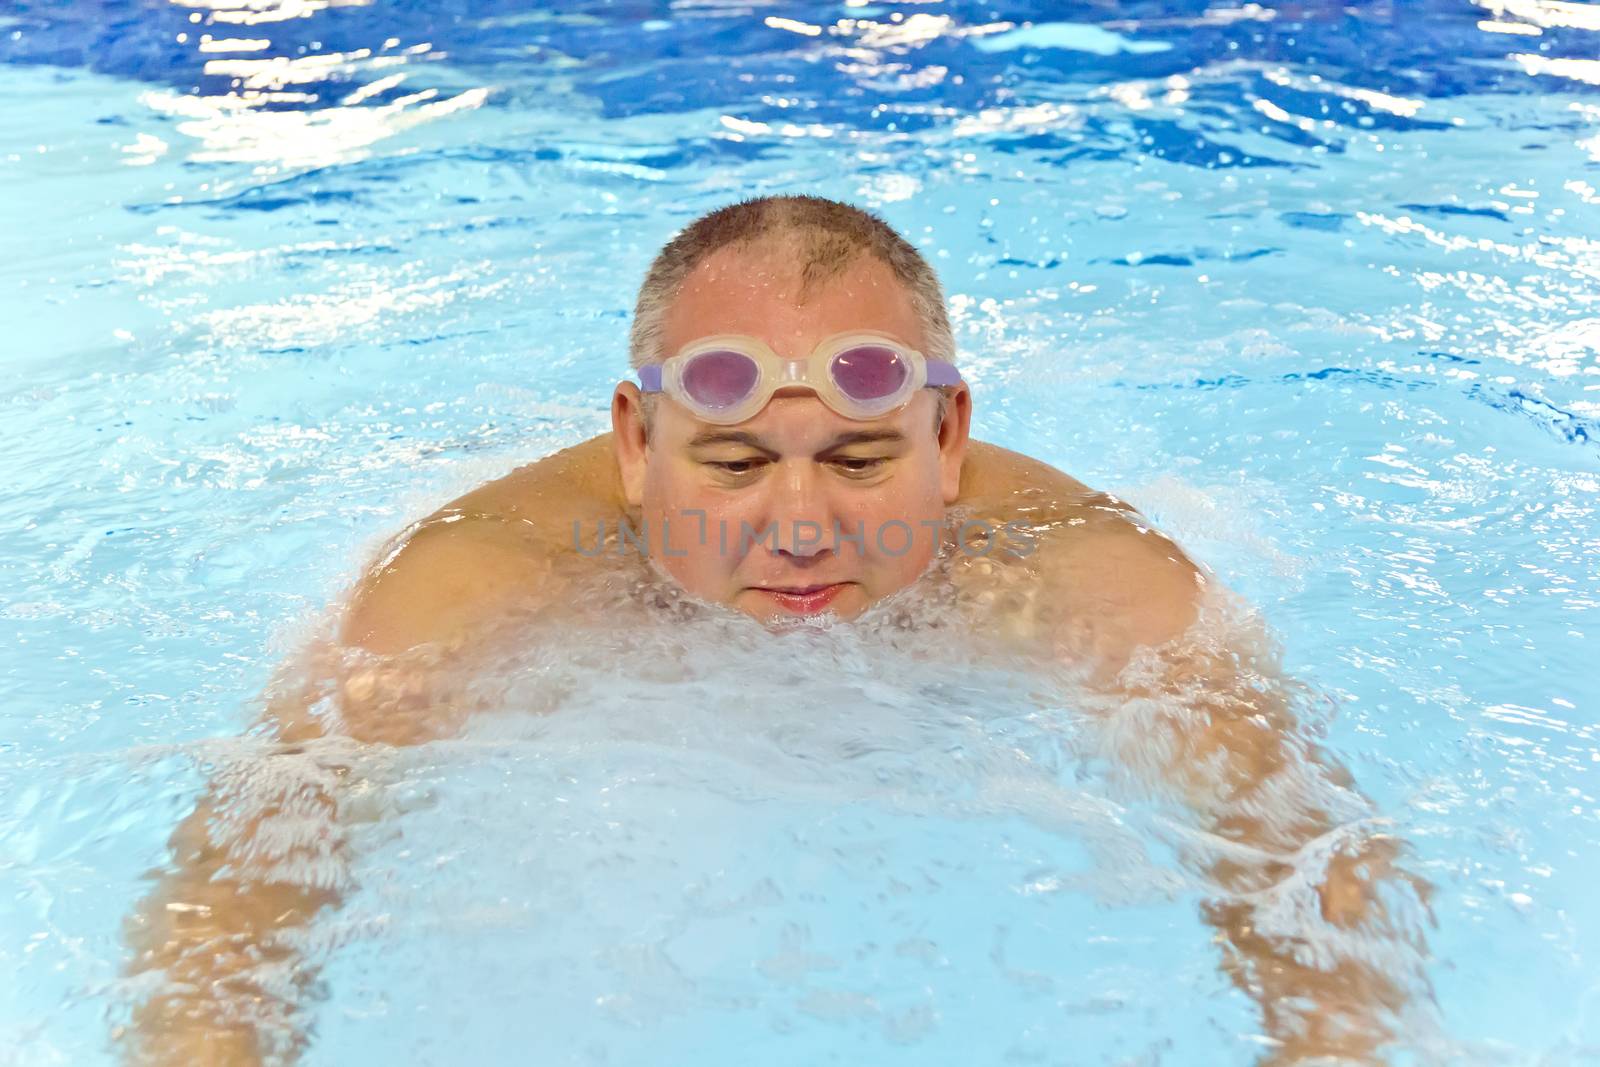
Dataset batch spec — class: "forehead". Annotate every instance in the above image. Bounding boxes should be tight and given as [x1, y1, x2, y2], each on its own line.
[658, 244, 927, 358]
[666, 387, 939, 449]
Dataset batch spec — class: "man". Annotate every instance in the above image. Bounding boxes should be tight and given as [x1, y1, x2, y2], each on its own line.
[337, 195, 1197, 677]
[123, 196, 1426, 1065]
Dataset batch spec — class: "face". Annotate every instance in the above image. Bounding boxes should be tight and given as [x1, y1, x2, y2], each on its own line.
[612, 245, 971, 625]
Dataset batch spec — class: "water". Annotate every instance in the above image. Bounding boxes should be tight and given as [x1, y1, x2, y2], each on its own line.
[1, 1, 1597, 1063]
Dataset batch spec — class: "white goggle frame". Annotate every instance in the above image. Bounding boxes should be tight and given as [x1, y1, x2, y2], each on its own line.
[637, 331, 961, 425]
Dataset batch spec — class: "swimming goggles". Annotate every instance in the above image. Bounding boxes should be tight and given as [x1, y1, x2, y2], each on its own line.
[636, 332, 962, 425]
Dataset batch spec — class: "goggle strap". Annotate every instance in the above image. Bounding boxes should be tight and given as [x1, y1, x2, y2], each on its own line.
[637, 364, 664, 392]
[925, 359, 961, 387]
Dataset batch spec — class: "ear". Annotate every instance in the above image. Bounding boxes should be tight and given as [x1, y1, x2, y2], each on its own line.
[610, 381, 649, 508]
[936, 383, 972, 504]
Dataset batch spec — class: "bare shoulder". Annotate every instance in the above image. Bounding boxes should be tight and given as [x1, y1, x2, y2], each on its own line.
[958, 440, 1098, 512]
[447, 432, 627, 539]
[339, 515, 555, 656]
[1044, 514, 1205, 664]
[959, 440, 1204, 676]
[340, 434, 626, 656]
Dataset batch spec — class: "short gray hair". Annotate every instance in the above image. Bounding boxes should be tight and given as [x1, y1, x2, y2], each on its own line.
[627, 195, 957, 435]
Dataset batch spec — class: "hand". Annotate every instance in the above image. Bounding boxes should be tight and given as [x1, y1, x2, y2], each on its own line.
[1318, 834, 1432, 929]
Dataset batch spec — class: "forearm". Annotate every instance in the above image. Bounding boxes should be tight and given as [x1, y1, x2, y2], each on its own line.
[1181, 717, 1428, 1063]
[1114, 642, 1429, 1064]
[1200, 810, 1422, 1064]
[120, 761, 347, 1066]
[118, 638, 472, 1065]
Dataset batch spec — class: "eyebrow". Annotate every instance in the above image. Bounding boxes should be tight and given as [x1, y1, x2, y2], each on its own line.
[685, 429, 906, 452]
[820, 429, 907, 450]
[686, 430, 775, 452]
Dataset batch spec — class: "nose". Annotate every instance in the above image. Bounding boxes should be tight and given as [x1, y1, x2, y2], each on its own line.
[763, 459, 838, 560]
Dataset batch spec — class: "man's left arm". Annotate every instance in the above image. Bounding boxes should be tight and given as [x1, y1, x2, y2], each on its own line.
[1049, 521, 1432, 1065]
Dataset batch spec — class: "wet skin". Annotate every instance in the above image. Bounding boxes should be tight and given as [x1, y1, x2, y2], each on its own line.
[612, 244, 970, 629]
[119, 247, 1428, 1067]
[342, 245, 1201, 666]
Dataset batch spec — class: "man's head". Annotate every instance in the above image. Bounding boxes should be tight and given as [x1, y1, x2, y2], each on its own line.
[611, 195, 972, 625]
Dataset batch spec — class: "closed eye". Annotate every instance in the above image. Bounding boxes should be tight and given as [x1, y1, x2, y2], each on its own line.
[707, 459, 766, 475]
[832, 457, 888, 475]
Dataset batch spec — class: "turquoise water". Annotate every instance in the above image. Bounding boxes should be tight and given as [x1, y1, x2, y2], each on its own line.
[2, 2, 1598, 1063]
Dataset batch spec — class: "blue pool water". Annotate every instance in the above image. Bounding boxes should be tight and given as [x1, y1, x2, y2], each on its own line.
[2, 1, 1597, 1063]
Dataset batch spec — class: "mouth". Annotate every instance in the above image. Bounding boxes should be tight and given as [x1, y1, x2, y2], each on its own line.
[750, 582, 850, 615]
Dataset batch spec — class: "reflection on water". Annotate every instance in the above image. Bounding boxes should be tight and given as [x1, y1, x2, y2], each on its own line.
[141, 81, 487, 168]
[1475, 0, 1600, 33]
[169, 0, 375, 25]
[139, 5, 487, 169]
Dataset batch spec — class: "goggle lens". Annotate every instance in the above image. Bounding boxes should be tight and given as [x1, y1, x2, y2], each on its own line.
[681, 349, 760, 410]
[829, 345, 909, 402]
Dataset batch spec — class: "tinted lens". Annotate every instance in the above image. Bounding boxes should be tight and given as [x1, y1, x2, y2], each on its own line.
[681, 350, 760, 410]
[830, 345, 909, 402]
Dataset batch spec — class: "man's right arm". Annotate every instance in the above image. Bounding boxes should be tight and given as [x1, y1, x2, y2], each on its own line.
[120, 515, 558, 1064]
